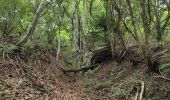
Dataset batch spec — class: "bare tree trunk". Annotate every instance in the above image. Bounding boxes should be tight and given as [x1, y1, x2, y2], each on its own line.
[106, 0, 115, 58]
[111, 1, 127, 50]
[126, 0, 141, 45]
[56, 3, 62, 63]
[73, 0, 80, 52]
[56, 27, 61, 62]
[17, 1, 45, 46]
[140, 0, 151, 57]
[140, 0, 160, 73]
[155, 0, 163, 41]
[81, 0, 88, 66]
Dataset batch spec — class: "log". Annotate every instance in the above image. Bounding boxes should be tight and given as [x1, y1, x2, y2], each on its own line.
[60, 64, 99, 73]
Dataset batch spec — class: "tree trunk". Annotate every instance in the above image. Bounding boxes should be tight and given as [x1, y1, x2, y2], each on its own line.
[126, 0, 141, 45]
[81, 0, 88, 66]
[140, 0, 160, 73]
[17, 1, 45, 46]
[73, 0, 80, 52]
[56, 26, 61, 62]
[106, 0, 115, 58]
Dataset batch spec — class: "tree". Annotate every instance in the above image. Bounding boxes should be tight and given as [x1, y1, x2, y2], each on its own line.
[17, 1, 45, 46]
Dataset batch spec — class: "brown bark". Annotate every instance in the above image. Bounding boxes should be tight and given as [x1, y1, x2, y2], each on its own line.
[126, 0, 141, 44]
[140, 0, 160, 73]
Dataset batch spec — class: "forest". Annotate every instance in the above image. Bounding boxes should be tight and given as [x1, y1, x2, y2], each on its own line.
[0, 0, 170, 99]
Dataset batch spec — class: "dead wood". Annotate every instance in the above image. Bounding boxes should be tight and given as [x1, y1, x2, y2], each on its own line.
[153, 49, 169, 58]
[139, 81, 144, 100]
[158, 55, 170, 60]
[154, 75, 170, 82]
[131, 81, 145, 100]
[60, 64, 99, 73]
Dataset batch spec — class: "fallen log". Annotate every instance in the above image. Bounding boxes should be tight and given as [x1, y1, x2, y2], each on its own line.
[60, 64, 99, 74]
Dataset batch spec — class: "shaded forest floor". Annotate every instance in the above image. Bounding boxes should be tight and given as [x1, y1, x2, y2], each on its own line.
[0, 48, 170, 100]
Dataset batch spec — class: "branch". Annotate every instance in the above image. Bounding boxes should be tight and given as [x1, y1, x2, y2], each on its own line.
[139, 82, 144, 100]
[89, 0, 95, 19]
[153, 49, 169, 58]
[158, 55, 170, 60]
[60, 64, 99, 73]
[16, 1, 45, 46]
[134, 93, 138, 100]
[154, 75, 170, 82]
[122, 19, 132, 34]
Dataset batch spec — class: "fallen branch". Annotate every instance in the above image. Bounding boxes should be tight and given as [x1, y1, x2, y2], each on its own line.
[119, 50, 127, 61]
[131, 81, 145, 100]
[60, 64, 99, 73]
[139, 81, 144, 100]
[134, 93, 138, 100]
[158, 55, 170, 60]
[154, 75, 170, 82]
[153, 49, 169, 58]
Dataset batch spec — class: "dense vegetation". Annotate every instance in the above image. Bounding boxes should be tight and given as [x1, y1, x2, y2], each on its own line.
[0, 0, 170, 99]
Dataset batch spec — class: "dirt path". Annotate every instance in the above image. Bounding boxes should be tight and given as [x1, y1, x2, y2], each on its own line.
[47, 61, 117, 100]
[93, 60, 117, 80]
[41, 73, 90, 100]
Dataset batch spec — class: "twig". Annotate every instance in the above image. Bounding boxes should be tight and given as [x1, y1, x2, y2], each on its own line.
[154, 75, 170, 82]
[158, 55, 170, 60]
[119, 50, 127, 61]
[134, 93, 138, 100]
[0, 62, 15, 67]
[6, 54, 16, 67]
[2, 51, 5, 61]
[139, 81, 144, 100]
[153, 49, 169, 58]
[131, 81, 145, 100]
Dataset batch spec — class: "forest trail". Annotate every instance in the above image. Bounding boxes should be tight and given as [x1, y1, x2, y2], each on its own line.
[0, 51, 169, 99]
[92, 61, 117, 81]
[42, 60, 119, 99]
[44, 79, 90, 100]
[44, 71, 91, 100]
